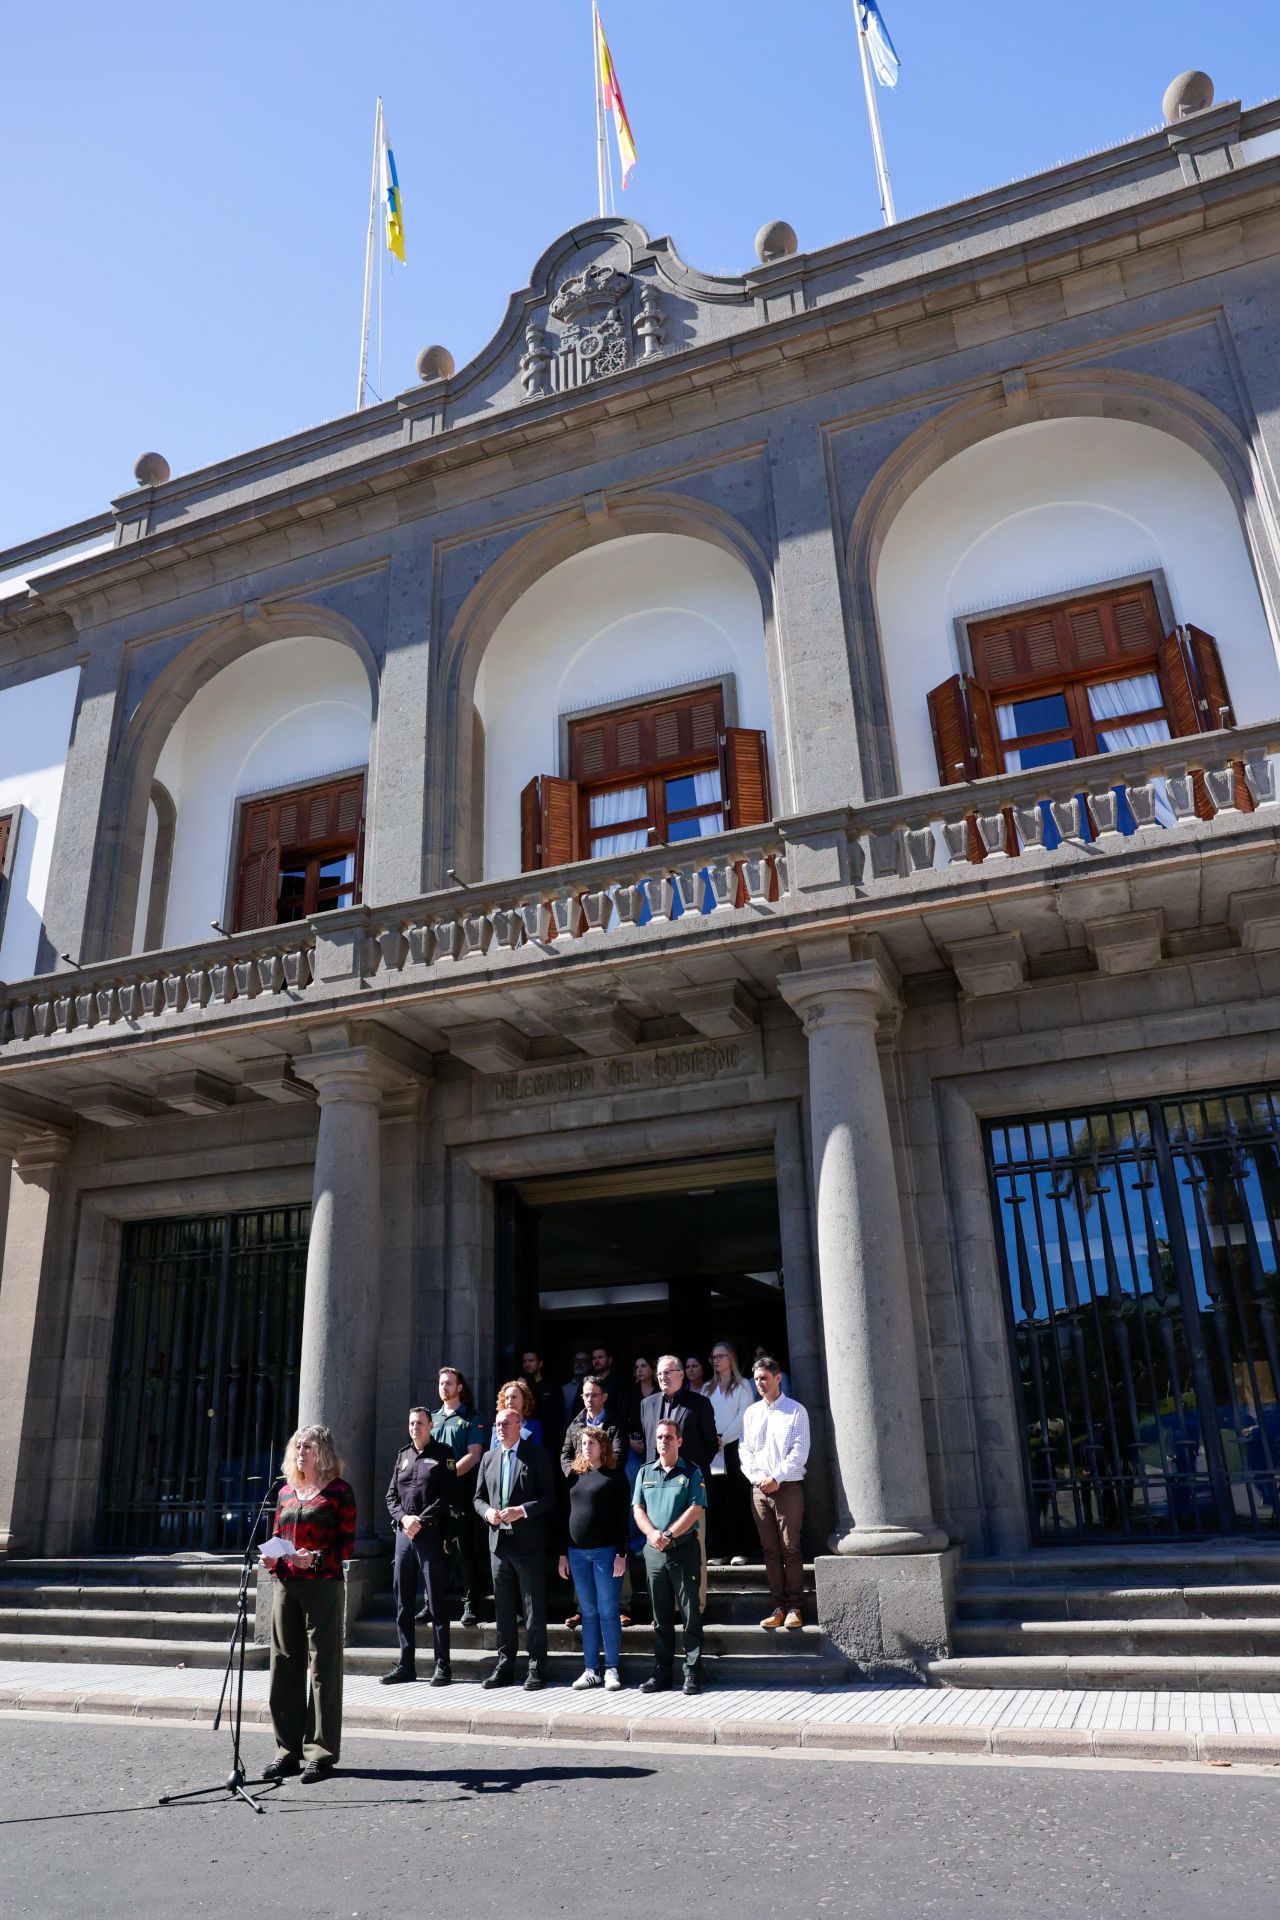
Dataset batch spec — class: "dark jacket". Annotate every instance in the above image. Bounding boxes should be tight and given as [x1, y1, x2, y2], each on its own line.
[473, 1439, 556, 1557]
[640, 1385, 719, 1474]
[560, 1413, 628, 1480]
[385, 1442, 455, 1529]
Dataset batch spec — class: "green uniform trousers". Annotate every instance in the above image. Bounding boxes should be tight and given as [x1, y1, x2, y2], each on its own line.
[642, 1534, 703, 1680]
[269, 1577, 346, 1766]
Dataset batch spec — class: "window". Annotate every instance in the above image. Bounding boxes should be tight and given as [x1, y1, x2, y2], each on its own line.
[233, 773, 365, 932]
[0, 805, 21, 943]
[519, 688, 771, 871]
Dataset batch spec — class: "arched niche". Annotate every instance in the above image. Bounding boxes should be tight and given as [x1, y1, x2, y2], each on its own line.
[870, 413, 1280, 796]
[472, 530, 773, 877]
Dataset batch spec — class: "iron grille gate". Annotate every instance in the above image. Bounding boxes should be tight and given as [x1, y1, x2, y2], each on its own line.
[100, 1209, 310, 1552]
[988, 1087, 1280, 1541]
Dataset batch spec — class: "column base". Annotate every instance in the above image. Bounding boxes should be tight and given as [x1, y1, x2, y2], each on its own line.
[816, 1547, 960, 1681]
[828, 1522, 950, 1557]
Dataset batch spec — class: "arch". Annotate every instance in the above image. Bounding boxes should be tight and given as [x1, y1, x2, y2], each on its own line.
[91, 603, 380, 959]
[432, 493, 782, 884]
[845, 369, 1280, 798]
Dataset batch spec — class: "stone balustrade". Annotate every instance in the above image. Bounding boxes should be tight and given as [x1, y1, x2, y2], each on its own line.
[1, 720, 1276, 1058]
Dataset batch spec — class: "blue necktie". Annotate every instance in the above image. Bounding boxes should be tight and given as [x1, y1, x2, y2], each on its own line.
[501, 1448, 513, 1506]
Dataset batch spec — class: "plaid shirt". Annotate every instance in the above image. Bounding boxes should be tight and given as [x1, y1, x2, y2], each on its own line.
[273, 1478, 356, 1581]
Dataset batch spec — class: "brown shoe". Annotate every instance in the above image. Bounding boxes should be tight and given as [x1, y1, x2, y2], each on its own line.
[760, 1608, 786, 1630]
[566, 1613, 582, 1630]
[783, 1609, 803, 1631]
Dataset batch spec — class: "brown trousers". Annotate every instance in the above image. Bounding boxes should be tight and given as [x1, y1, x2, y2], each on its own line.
[751, 1480, 805, 1613]
[269, 1577, 345, 1766]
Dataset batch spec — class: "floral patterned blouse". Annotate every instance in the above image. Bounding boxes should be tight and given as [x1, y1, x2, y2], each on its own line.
[273, 1478, 356, 1581]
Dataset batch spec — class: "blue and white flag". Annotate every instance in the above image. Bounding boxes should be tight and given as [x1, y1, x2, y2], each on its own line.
[858, 0, 900, 89]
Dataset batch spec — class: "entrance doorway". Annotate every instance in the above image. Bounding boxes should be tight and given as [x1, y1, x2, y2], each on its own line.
[495, 1151, 787, 1398]
[100, 1208, 309, 1552]
[989, 1085, 1280, 1542]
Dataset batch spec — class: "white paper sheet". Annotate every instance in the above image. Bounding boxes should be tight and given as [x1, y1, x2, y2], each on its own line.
[258, 1535, 295, 1563]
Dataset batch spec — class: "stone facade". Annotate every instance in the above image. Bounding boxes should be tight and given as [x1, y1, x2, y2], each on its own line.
[2, 92, 1280, 1665]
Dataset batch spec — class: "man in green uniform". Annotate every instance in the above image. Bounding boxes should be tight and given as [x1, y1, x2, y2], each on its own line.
[433, 1366, 486, 1628]
[632, 1417, 707, 1696]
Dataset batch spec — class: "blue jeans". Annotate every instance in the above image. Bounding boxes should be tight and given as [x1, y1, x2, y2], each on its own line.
[568, 1545, 624, 1671]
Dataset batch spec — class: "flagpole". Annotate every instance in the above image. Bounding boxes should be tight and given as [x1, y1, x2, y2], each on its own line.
[356, 97, 382, 410]
[853, 5, 896, 226]
[592, 2, 607, 218]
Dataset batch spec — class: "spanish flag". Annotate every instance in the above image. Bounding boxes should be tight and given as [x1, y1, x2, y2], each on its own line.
[381, 118, 405, 263]
[596, 8, 637, 189]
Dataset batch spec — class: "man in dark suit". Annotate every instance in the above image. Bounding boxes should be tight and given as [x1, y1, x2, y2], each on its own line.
[641, 1356, 720, 1607]
[474, 1405, 556, 1691]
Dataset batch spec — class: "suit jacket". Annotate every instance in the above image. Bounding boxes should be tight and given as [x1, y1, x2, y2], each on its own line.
[473, 1439, 555, 1556]
[640, 1386, 719, 1474]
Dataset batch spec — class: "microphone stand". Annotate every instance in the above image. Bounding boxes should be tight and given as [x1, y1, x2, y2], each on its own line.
[158, 1474, 282, 1813]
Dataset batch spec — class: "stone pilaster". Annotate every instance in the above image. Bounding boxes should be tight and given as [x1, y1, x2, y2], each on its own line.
[0, 1122, 72, 1554]
[778, 959, 946, 1556]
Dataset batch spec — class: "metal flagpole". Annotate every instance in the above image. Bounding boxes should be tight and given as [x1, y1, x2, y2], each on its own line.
[853, 5, 896, 226]
[592, 2, 607, 217]
[356, 96, 382, 410]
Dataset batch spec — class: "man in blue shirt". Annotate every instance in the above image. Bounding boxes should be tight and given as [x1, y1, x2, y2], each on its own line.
[632, 1418, 706, 1695]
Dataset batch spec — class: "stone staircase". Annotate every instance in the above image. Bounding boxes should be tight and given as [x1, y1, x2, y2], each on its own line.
[0, 1556, 850, 1687]
[929, 1541, 1280, 1691]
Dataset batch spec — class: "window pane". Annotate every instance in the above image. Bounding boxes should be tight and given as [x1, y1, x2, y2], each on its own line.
[1087, 673, 1163, 721]
[277, 864, 307, 922]
[318, 854, 356, 889]
[996, 693, 1070, 740]
[590, 828, 649, 858]
[668, 812, 725, 842]
[588, 785, 647, 829]
[666, 770, 722, 812]
[1003, 737, 1077, 773]
[1098, 719, 1172, 754]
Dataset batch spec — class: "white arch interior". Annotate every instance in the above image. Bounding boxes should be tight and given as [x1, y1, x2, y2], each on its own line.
[474, 532, 772, 878]
[147, 633, 373, 949]
[875, 416, 1280, 795]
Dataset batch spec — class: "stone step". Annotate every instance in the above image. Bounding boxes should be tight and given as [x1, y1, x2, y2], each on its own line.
[0, 1583, 243, 1613]
[342, 1642, 851, 1683]
[926, 1652, 1280, 1692]
[956, 1583, 1280, 1623]
[953, 1616, 1280, 1658]
[346, 1617, 828, 1657]
[361, 1589, 808, 1627]
[1, 1557, 244, 1589]
[0, 1632, 268, 1670]
[958, 1544, 1280, 1588]
[0, 1607, 241, 1643]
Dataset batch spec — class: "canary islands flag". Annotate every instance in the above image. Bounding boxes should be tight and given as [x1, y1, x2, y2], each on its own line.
[381, 120, 405, 262]
[858, 0, 900, 88]
[596, 8, 637, 188]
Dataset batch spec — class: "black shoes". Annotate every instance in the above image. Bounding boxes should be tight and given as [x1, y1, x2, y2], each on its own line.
[640, 1675, 671, 1695]
[380, 1665, 417, 1686]
[523, 1666, 546, 1692]
[430, 1666, 452, 1687]
[460, 1607, 479, 1629]
[482, 1667, 514, 1689]
[300, 1759, 334, 1784]
[683, 1675, 702, 1696]
[415, 1604, 432, 1623]
[262, 1755, 301, 1781]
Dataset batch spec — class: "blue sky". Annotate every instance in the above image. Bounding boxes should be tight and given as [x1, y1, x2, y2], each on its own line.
[2, 1, 1276, 546]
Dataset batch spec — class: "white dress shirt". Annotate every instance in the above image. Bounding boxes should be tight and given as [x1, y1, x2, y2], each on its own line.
[706, 1379, 756, 1474]
[739, 1393, 810, 1485]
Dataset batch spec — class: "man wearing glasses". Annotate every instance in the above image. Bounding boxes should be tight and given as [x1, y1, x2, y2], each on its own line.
[639, 1355, 719, 1605]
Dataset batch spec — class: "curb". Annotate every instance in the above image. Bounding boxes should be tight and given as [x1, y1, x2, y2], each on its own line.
[3, 1688, 1280, 1766]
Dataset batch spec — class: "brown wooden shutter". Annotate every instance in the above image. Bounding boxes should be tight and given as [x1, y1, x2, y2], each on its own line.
[719, 728, 771, 829]
[236, 797, 282, 930]
[569, 688, 726, 781]
[1158, 630, 1200, 739]
[970, 582, 1164, 688]
[1184, 626, 1235, 731]
[0, 812, 11, 874]
[1158, 627, 1250, 817]
[928, 675, 977, 784]
[519, 775, 581, 869]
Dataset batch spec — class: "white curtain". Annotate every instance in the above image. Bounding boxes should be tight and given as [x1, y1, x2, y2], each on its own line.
[1088, 674, 1171, 753]
[995, 702, 1028, 772]
[689, 768, 724, 836]
[589, 784, 648, 857]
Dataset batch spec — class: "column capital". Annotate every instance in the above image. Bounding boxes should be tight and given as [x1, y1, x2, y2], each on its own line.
[777, 957, 901, 1034]
[0, 1110, 71, 1171]
[292, 1020, 432, 1109]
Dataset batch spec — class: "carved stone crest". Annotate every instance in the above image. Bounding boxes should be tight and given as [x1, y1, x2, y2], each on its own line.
[520, 262, 664, 400]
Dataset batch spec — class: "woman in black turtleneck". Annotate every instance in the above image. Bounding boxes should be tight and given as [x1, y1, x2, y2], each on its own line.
[558, 1426, 630, 1692]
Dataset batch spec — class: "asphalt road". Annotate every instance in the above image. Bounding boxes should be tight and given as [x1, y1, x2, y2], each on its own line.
[0, 1716, 1277, 1918]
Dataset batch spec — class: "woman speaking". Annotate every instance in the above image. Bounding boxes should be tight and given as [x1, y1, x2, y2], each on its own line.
[261, 1424, 355, 1784]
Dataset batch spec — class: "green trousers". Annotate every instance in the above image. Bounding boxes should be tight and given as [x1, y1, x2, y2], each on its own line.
[269, 1577, 346, 1766]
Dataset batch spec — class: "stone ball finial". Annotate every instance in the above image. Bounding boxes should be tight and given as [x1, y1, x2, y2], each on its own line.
[755, 219, 798, 265]
[416, 344, 455, 383]
[134, 451, 170, 488]
[1163, 70, 1214, 123]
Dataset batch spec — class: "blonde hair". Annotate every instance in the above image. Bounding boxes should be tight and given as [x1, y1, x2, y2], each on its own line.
[281, 1424, 343, 1490]
[710, 1343, 746, 1392]
[497, 1379, 535, 1421]
[572, 1427, 618, 1474]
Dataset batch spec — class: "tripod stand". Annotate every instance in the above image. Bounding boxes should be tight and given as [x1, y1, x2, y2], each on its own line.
[158, 1475, 281, 1814]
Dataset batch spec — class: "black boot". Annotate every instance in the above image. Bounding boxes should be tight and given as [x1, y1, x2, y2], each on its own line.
[380, 1664, 417, 1685]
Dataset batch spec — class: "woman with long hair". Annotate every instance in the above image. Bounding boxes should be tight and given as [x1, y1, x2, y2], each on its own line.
[490, 1378, 543, 1448]
[262, 1424, 355, 1784]
[706, 1343, 755, 1565]
[557, 1426, 629, 1691]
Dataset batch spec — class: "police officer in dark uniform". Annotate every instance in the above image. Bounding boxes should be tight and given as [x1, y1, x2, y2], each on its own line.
[382, 1406, 455, 1687]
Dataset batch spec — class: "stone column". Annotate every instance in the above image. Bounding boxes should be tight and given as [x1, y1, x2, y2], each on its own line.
[778, 959, 945, 1557]
[292, 1026, 425, 1557]
[0, 1123, 71, 1554]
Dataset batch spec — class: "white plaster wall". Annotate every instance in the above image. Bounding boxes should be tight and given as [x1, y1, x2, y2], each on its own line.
[475, 533, 772, 877]
[131, 800, 159, 953]
[0, 667, 80, 980]
[152, 635, 372, 948]
[875, 417, 1280, 795]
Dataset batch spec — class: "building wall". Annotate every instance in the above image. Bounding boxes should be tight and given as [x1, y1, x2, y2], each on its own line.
[0, 667, 79, 979]
[474, 532, 773, 878]
[875, 417, 1280, 795]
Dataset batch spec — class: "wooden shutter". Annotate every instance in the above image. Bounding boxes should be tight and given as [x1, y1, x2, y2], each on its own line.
[927, 675, 1001, 783]
[969, 582, 1164, 689]
[235, 797, 282, 930]
[519, 774, 580, 870]
[1158, 630, 1201, 739]
[568, 688, 725, 781]
[1184, 626, 1235, 731]
[0, 812, 11, 875]
[719, 728, 771, 829]
[1158, 627, 1251, 817]
[233, 773, 366, 929]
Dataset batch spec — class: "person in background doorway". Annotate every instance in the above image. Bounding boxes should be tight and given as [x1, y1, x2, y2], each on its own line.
[558, 1426, 629, 1691]
[562, 1350, 592, 1419]
[521, 1348, 565, 1452]
[685, 1355, 709, 1394]
[262, 1425, 355, 1785]
[752, 1346, 791, 1398]
[433, 1367, 486, 1629]
[475, 1405, 555, 1691]
[382, 1406, 454, 1688]
[740, 1355, 810, 1630]
[491, 1378, 542, 1448]
[625, 1357, 658, 1456]
[633, 1419, 706, 1696]
[591, 1344, 630, 1413]
[705, 1342, 755, 1566]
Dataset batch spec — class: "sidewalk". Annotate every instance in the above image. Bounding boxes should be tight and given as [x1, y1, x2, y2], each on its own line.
[3, 1658, 1280, 1764]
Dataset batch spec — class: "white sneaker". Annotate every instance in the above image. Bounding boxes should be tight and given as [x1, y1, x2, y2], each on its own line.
[571, 1669, 602, 1690]
[730, 1555, 748, 1566]
[604, 1669, 623, 1691]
